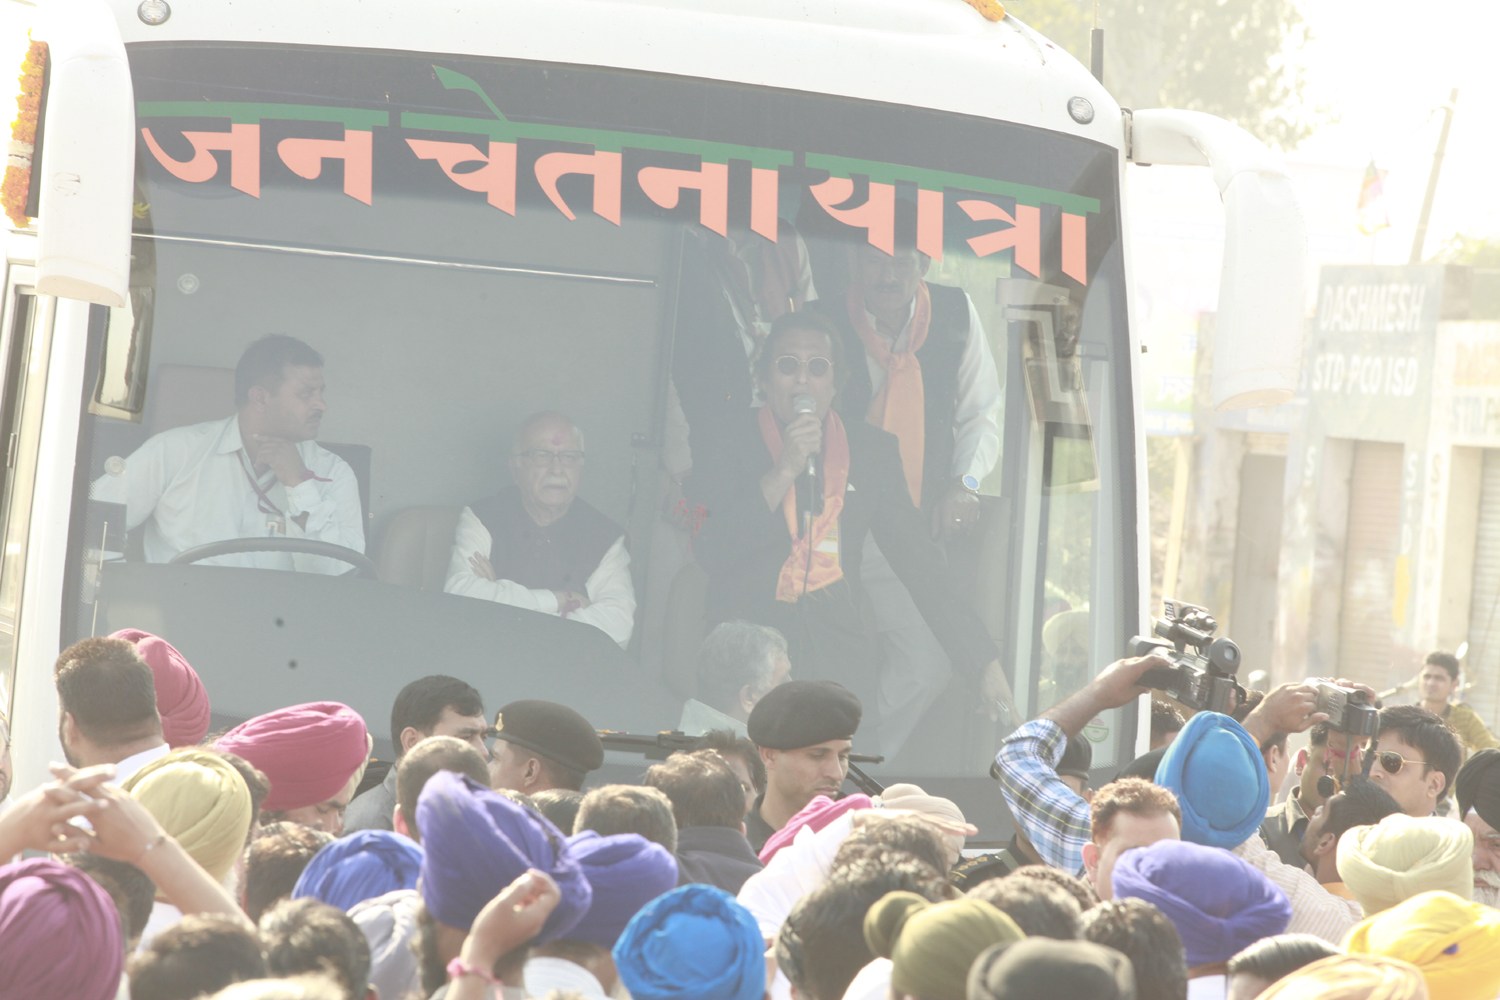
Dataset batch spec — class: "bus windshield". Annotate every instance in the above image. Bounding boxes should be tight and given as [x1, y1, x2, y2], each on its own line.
[65, 43, 1134, 827]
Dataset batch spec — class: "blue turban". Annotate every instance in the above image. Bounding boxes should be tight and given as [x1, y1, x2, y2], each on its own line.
[416, 771, 591, 942]
[1155, 710, 1269, 849]
[613, 884, 765, 1000]
[565, 830, 680, 947]
[1112, 840, 1290, 967]
[292, 829, 424, 913]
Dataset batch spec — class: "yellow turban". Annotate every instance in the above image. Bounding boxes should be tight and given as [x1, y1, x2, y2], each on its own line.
[864, 892, 1025, 1000]
[1344, 890, 1500, 1000]
[1337, 813, 1473, 914]
[1255, 954, 1428, 1000]
[123, 749, 253, 884]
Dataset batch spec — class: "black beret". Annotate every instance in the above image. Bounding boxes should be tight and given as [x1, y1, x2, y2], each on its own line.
[746, 680, 861, 750]
[1457, 748, 1500, 831]
[968, 939, 1135, 1000]
[1057, 736, 1094, 781]
[492, 700, 604, 774]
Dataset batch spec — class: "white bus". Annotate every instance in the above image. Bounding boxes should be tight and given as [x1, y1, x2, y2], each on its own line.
[6, 0, 1304, 836]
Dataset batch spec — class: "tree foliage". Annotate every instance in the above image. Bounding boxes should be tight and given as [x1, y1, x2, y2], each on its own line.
[1433, 233, 1500, 268]
[1007, 0, 1327, 149]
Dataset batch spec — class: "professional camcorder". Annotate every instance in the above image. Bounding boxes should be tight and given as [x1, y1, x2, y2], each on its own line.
[1312, 682, 1379, 738]
[1126, 599, 1244, 715]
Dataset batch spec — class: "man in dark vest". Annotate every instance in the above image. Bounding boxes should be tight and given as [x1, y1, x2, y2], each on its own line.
[445, 410, 635, 647]
[808, 223, 1001, 755]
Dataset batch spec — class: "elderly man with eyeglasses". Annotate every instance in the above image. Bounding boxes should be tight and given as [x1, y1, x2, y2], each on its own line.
[444, 410, 636, 647]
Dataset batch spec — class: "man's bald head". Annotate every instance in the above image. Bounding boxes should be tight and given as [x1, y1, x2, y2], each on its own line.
[511, 411, 584, 455]
[509, 411, 586, 521]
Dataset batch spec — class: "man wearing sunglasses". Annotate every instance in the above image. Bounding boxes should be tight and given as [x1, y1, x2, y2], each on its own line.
[1367, 704, 1463, 818]
[445, 410, 636, 648]
[687, 311, 1016, 753]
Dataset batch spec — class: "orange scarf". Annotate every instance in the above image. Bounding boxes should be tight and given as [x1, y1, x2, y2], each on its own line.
[848, 281, 930, 506]
[758, 405, 849, 602]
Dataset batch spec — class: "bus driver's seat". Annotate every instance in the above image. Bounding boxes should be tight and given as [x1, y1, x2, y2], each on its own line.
[145, 364, 374, 525]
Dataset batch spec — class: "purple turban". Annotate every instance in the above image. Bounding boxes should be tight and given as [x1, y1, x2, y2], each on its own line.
[1112, 839, 1291, 967]
[0, 858, 124, 1000]
[293, 829, 424, 912]
[416, 771, 591, 942]
[565, 830, 680, 947]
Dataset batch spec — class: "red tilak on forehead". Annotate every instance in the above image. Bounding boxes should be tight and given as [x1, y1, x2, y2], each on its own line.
[551, 431, 566, 446]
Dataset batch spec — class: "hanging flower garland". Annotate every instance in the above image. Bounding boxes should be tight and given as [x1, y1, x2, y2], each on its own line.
[2, 39, 46, 229]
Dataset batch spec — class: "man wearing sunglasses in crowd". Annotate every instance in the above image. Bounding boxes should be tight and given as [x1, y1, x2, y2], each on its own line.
[1365, 704, 1463, 818]
[444, 410, 637, 648]
[686, 310, 1016, 756]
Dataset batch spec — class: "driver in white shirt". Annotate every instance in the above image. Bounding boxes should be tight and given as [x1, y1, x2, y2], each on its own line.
[92, 335, 364, 575]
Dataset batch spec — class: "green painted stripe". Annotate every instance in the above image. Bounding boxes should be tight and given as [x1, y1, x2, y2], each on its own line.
[137, 101, 388, 130]
[804, 153, 1101, 215]
[399, 112, 794, 169]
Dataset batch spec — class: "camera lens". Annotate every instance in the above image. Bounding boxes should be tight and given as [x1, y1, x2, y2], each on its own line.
[1207, 637, 1241, 674]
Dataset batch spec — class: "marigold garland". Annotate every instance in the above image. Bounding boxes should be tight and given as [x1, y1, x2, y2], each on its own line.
[2, 39, 46, 229]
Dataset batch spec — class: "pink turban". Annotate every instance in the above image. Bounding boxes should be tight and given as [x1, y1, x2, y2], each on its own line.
[215, 701, 369, 812]
[110, 629, 210, 748]
[0, 858, 124, 1000]
[759, 794, 873, 864]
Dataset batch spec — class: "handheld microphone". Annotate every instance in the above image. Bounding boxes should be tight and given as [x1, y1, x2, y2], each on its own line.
[791, 394, 817, 478]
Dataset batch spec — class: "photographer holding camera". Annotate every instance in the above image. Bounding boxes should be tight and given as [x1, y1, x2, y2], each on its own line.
[993, 603, 1366, 942]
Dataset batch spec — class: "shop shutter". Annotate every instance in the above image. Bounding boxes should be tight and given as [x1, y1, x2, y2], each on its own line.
[1466, 450, 1500, 724]
[1338, 441, 1403, 689]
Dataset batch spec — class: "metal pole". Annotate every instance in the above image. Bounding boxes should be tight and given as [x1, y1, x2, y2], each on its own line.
[1410, 88, 1459, 264]
[1090, 0, 1104, 83]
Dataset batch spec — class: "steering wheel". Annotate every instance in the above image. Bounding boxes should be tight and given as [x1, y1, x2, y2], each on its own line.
[168, 538, 378, 579]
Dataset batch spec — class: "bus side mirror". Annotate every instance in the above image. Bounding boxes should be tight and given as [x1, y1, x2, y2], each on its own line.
[35, 0, 134, 308]
[1130, 109, 1307, 411]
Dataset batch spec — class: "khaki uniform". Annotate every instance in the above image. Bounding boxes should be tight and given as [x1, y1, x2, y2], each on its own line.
[1444, 702, 1500, 752]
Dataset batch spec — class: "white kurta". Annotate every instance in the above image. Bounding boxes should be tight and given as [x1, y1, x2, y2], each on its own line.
[444, 506, 636, 649]
[91, 415, 364, 575]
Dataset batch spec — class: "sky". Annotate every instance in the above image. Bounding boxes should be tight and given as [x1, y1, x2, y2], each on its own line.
[0, 0, 1493, 260]
[1295, 0, 1500, 262]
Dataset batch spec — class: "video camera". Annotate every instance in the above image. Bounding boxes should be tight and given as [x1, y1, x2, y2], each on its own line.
[597, 730, 888, 796]
[1126, 599, 1244, 715]
[1312, 682, 1379, 738]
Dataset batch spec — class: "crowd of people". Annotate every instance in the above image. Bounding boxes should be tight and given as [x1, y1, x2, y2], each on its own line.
[5, 627, 1500, 1000]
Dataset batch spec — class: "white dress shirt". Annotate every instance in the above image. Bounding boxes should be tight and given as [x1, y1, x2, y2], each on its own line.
[522, 956, 611, 1000]
[137, 900, 182, 952]
[91, 415, 364, 575]
[861, 288, 1002, 484]
[1233, 832, 1362, 943]
[74, 743, 172, 834]
[444, 506, 636, 649]
[1187, 975, 1227, 1000]
[112, 742, 171, 786]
